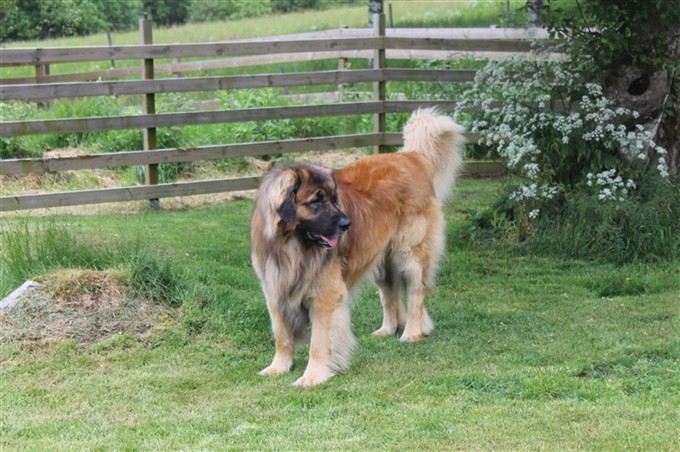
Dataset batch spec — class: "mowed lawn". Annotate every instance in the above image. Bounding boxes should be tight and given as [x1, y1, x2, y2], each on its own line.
[1, 179, 678, 450]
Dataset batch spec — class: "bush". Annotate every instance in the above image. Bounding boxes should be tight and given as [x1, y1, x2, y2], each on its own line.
[93, 0, 142, 32]
[524, 178, 680, 263]
[188, 0, 271, 22]
[458, 52, 677, 262]
[270, 0, 362, 14]
[142, 0, 189, 26]
[0, 0, 107, 42]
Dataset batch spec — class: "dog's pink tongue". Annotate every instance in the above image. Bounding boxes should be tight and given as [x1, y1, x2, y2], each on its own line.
[322, 235, 339, 248]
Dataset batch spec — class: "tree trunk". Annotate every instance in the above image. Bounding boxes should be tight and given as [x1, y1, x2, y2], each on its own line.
[603, 23, 680, 178]
[528, 0, 543, 28]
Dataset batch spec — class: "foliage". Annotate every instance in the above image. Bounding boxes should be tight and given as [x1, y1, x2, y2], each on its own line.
[93, 0, 142, 32]
[449, 0, 679, 262]
[187, 0, 271, 23]
[458, 52, 676, 261]
[535, 0, 680, 180]
[525, 177, 680, 263]
[0, 0, 107, 42]
[217, 87, 372, 143]
[142, 0, 189, 26]
[459, 56, 669, 190]
[1, 0, 366, 42]
[270, 0, 362, 14]
[536, 0, 680, 73]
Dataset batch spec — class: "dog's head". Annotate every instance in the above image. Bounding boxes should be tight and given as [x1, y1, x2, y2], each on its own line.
[256, 163, 351, 248]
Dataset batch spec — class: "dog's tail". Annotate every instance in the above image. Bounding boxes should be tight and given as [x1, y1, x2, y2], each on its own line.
[401, 107, 466, 202]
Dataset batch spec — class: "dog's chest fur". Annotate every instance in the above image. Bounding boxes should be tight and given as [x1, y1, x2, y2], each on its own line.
[262, 237, 335, 304]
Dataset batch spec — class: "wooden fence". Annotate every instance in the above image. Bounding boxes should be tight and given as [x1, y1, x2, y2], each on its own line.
[0, 16, 542, 212]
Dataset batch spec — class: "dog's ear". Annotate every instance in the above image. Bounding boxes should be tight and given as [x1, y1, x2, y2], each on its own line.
[257, 165, 301, 239]
[277, 182, 298, 223]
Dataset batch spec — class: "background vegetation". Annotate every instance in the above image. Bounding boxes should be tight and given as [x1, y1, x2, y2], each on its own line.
[458, 0, 680, 263]
[0, 0, 527, 44]
[0, 0, 365, 42]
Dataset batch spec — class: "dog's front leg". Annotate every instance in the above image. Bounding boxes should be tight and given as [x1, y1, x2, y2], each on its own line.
[294, 277, 355, 387]
[259, 299, 295, 376]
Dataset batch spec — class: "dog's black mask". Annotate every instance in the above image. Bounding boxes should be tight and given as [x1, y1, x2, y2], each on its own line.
[276, 169, 351, 249]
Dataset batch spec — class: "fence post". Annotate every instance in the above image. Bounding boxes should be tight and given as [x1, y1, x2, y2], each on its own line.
[337, 25, 348, 99]
[34, 64, 49, 108]
[172, 57, 182, 78]
[372, 13, 386, 154]
[140, 17, 159, 210]
[106, 31, 116, 68]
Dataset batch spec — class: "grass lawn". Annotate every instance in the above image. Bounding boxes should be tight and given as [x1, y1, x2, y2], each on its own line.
[1, 178, 679, 450]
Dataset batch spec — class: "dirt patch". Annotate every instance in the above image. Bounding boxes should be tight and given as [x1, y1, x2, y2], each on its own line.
[0, 269, 172, 346]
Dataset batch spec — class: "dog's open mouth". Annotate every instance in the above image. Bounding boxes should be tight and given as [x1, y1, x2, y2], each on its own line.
[305, 231, 340, 248]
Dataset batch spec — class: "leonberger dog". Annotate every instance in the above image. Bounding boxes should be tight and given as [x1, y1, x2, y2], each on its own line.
[250, 108, 466, 386]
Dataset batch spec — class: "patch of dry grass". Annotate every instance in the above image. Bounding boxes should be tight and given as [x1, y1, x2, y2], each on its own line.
[1, 269, 172, 345]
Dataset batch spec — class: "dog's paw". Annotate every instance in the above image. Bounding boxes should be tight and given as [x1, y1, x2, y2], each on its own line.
[258, 364, 291, 377]
[292, 369, 334, 387]
[399, 332, 425, 343]
[372, 326, 397, 337]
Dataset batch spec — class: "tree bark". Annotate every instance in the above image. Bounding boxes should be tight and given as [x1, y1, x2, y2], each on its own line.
[603, 24, 680, 177]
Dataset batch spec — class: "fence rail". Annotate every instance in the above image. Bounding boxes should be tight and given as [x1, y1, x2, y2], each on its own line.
[0, 19, 540, 212]
[0, 69, 477, 101]
[2, 36, 533, 66]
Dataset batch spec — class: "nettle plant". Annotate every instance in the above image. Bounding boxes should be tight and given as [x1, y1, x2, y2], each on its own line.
[457, 55, 669, 221]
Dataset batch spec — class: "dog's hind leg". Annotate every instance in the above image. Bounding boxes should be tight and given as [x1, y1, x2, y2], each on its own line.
[372, 283, 406, 336]
[399, 210, 444, 343]
[401, 285, 434, 343]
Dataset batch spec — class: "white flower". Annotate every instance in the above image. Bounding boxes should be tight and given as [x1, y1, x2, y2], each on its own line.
[524, 163, 540, 179]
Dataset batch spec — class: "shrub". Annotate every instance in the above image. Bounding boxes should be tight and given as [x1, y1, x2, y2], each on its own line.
[188, 0, 271, 22]
[458, 53, 676, 262]
[524, 178, 680, 263]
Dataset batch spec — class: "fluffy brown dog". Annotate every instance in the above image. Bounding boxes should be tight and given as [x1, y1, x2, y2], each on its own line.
[250, 108, 466, 386]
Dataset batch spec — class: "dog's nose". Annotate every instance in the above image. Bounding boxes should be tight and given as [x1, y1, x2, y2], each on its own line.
[338, 214, 351, 232]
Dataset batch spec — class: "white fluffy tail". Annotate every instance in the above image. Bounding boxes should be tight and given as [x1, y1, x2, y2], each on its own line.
[401, 107, 466, 202]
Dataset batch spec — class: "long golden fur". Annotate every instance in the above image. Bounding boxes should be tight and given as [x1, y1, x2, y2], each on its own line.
[250, 108, 466, 386]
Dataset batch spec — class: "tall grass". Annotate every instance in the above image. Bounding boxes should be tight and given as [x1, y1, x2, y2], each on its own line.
[0, 219, 189, 305]
[522, 177, 680, 263]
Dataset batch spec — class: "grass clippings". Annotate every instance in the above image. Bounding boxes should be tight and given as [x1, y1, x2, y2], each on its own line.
[0, 269, 171, 345]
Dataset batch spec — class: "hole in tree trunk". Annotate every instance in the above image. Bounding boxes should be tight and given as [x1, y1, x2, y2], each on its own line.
[628, 74, 650, 96]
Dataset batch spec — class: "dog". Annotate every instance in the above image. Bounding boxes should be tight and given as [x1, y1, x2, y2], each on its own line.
[250, 108, 466, 386]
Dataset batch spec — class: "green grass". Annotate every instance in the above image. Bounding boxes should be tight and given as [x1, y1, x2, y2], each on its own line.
[0, 1, 526, 79]
[1, 178, 679, 450]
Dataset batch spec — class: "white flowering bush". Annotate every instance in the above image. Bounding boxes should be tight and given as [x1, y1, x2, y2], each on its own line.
[585, 169, 636, 202]
[456, 56, 669, 222]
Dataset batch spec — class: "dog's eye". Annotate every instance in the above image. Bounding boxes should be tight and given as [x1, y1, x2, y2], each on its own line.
[309, 191, 325, 206]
